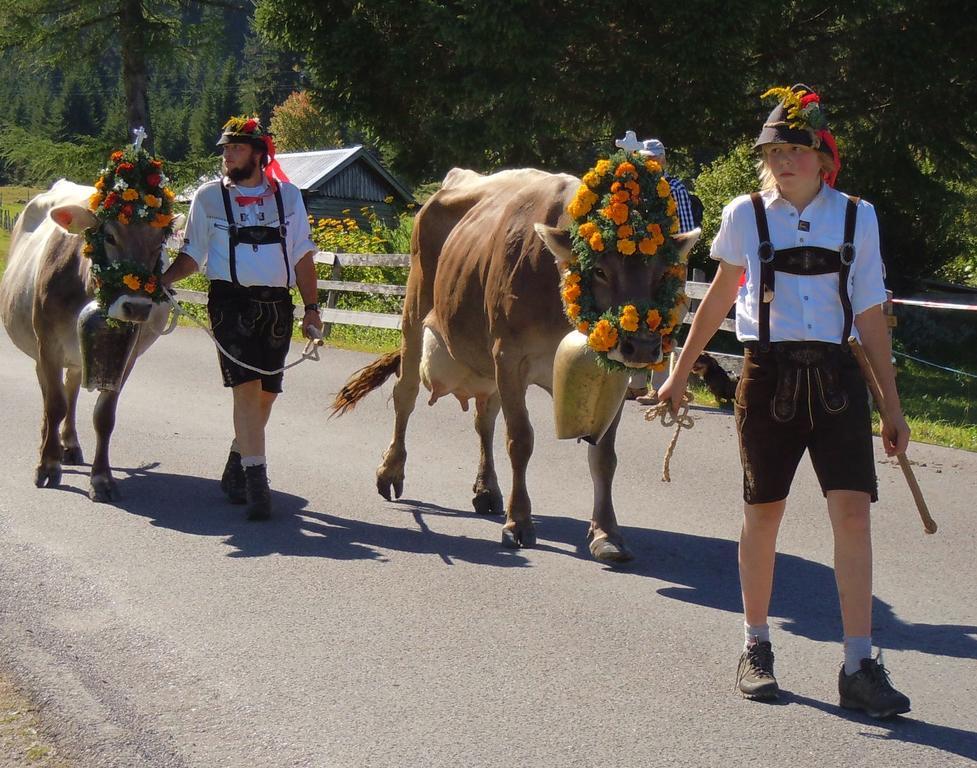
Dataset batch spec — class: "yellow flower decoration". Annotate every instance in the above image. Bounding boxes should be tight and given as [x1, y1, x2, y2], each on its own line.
[617, 224, 634, 238]
[617, 238, 636, 256]
[118, 213, 130, 225]
[122, 274, 141, 291]
[562, 282, 582, 303]
[578, 222, 597, 239]
[614, 162, 637, 178]
[646, 309, 662, 331]
[657, 177, 671, 199]
[88, 192, 104, 211]
[582, 170, 600, 189]
[670, 218, 680, 234]
[577, 320, 590, 334]
[566, 303, 580, 319]
[644, 159, 662, 174]
[638, 238, 657, 256]
[604, 202, 629, 225]
[143, 194, 162, 208]
[82, 242, 94, 256]
[122, 188, 139, 201]
[588, 319, 619, 352]
[163, 187, 175, 201]
[94, 177, 106, 191]
[619, 304, 640, 332]
[594, 159, 612, 176]
[150, 212, 173, 228]
[666, 197, 677, 216]
[588, 231, 605, 252]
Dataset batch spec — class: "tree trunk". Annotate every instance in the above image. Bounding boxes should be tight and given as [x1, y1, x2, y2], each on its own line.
[120, 0, 153, 152]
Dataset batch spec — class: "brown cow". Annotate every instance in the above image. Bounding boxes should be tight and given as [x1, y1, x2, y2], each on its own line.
[0, 180, 180, 501]
[334, 168, 698, 561]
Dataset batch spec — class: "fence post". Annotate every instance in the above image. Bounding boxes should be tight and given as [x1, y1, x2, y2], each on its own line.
[320, 254, 343, 340]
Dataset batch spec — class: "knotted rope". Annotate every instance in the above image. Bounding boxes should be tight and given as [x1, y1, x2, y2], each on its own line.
[642, 391, 694, 482]
[160, 288, 323, 375]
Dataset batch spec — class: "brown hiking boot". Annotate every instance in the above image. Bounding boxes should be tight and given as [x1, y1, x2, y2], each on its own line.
[220, 450, 246, 504]
[244, 464, 272, 521]
[736, 641, 779, 700]
[839, 654, 911, 719]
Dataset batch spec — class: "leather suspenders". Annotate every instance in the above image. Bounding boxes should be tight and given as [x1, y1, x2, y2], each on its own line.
[749, 192, 859, 351]
[219, 183, 291, 288]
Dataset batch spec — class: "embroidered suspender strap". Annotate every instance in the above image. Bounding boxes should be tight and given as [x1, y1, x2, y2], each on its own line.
[750, 192, 775, 351]
[219, 183, 240, 286]
[839, 196, 859, 343]
[273, 187, 291, 287]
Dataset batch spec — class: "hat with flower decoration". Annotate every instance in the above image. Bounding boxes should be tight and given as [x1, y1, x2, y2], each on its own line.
[754, 83, 841, 186]
[217, 115, 291, 185]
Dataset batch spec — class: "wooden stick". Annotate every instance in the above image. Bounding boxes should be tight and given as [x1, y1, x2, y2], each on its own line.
[848, 337, 938, 534]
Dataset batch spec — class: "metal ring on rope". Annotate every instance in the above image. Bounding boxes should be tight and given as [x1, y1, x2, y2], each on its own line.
[160, 287, 323, 375]
[758, 241, 776, 264]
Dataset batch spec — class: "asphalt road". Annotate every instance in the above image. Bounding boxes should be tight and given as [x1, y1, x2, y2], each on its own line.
[0, 327, 975, 768]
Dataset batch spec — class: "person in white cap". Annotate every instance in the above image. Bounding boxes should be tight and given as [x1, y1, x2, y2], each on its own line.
[626, 136, 699, 402]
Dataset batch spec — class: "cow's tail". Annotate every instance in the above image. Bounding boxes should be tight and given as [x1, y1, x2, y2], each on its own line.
[331, 351, 401, 416]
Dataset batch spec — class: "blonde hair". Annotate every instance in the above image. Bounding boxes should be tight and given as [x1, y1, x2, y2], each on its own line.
[756, 147, 837, 191]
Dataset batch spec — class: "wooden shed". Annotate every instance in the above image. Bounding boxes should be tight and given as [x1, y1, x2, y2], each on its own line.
[275, 146, 413, 228]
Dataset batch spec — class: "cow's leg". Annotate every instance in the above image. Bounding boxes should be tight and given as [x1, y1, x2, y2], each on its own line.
[586, 402, 633, 563]
[60, 367, 84, 465]
[90, 388, 121, 502]
[496, 360, 536, 548]
[377, 325, 423, 500]
[34, 349, 67, 488]
[88, 339, 142, 502]
[471, 392, 504, 515]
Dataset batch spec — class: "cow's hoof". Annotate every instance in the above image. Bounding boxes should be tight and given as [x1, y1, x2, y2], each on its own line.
[89, 477, 118, 503]
[588, 533, 633, 563]
[501, 522, 536, 549]
[472, 488, 504, 516]
[34, 463, 62, 488]
[376, 475, 404, 501]
[62, 446, 84, 465]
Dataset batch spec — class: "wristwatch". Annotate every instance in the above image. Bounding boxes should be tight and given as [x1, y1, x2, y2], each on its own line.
[304, 303, 319, 313]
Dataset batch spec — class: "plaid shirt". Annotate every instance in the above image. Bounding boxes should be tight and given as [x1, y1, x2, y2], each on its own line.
[667, 175, 696, 233]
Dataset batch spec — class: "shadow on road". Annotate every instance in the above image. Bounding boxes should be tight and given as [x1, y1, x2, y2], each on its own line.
[530, 513, 977, 662]
[81, 465, 977, 661]
[780, 690, 977, 762]
[99, 466, 529, 570]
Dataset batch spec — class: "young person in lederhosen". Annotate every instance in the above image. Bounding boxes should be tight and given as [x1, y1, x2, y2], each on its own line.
[657, 85, 912, 717]
[163, 116, 323, 521]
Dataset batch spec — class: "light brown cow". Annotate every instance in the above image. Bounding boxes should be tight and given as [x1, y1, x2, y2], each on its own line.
[0, 180, 179, 501]
[334, 168, 697, 561]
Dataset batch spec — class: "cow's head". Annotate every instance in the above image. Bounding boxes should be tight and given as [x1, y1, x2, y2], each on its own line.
[50, 204, 184, 323]
[536, 222, 699, 367]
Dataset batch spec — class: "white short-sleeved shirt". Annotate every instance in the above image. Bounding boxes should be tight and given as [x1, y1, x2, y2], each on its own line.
[710, 184, 887, 343]
[181, 178, 316, 288]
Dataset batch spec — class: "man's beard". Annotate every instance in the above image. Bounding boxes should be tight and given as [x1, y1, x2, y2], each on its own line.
[225, 155, 260, 183]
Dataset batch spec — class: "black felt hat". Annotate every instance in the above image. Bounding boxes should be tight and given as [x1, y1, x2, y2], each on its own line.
[753, 83, 832, 158]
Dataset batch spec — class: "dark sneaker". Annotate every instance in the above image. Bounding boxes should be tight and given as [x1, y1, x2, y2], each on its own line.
[839, 655, 911, 719]
[244, 464, 272, 521]
[736, 641, 779, 700]
[220, 450, 246, 504]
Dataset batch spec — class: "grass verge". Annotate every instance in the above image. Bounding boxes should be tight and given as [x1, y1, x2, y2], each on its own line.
[0, 675, 71, 767]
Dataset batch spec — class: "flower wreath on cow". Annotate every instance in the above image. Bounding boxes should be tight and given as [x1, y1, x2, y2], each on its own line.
[561, 150, 689, 372]
[84, 148, 177, 310]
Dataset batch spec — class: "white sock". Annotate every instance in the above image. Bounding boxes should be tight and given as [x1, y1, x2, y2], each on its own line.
[844, 636, 873, 675]
[745, 622, 770, 650]
[241, 455, 266, 468]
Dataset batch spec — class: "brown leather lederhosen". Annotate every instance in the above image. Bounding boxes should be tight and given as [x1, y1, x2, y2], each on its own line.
[747, 192, 859, 422]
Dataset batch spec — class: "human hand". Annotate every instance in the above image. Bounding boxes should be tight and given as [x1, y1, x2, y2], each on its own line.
[303, 309, 323, 340]
[655, 373, 687, 416]
[881, 411, 911, 457]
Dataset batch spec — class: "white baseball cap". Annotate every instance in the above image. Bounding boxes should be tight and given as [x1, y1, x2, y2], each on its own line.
[640, 138, 666, 157]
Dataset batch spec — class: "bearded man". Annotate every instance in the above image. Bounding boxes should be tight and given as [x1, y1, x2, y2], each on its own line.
[163, 116, 323, 520]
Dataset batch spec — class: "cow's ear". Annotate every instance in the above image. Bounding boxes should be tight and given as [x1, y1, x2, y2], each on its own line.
[50, 205, 98, 234]
[671, 228, 701, 263]
[534, 223, 574, 270]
